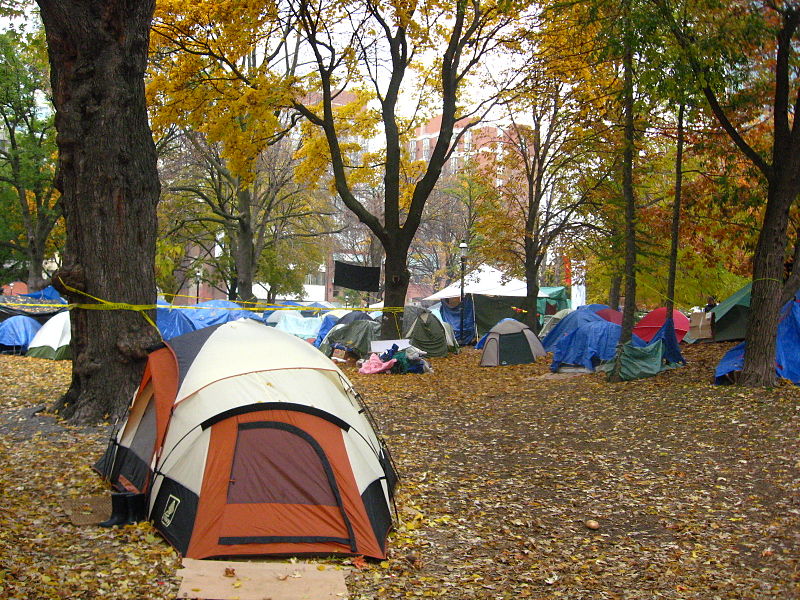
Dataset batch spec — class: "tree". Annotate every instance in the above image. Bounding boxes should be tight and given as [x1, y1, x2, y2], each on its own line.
[288, 0, 534, 335]
[652, 0, 800, 386]
[36, 0, 161, 422]
[0, 29, 61, 290]
[156, 129, 338, 302]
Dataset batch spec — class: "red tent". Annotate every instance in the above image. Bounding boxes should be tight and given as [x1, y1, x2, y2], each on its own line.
[595, 308, 622, 324]
[633, 308, 690, 343]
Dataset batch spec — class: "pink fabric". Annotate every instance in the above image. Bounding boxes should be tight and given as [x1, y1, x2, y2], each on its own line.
[358, 353, 396, 374]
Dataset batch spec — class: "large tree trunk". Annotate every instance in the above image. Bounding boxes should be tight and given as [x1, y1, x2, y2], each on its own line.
[740, 181, 795, 386]
[37, 0, 161, 423]
[382, 242, 410, 339]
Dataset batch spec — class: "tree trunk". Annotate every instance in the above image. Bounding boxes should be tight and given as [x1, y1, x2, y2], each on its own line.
[740, 181, 794, 386]
[665, 102, 684, 314]
[234, 188, 257, 303]
[609, 4, 637, 383]
[525, 238, 542, 333]
[382, 244, 410, 339]
[37, 0, 161, 423]
[618, 22, 637, 345]
[609, 273, 622, 311]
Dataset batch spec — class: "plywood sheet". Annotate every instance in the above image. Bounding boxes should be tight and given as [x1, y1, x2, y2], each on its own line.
[176, 558, 349, 600]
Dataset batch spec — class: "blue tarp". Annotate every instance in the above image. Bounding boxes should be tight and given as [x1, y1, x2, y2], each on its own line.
[156, 303, 198, 340]
[550, 318, 640, 372]
[183, 299, 263, 329]
[314, 313, 341, 348]
[439, 295, 476, 345]
[0, 315, 42, 351]
[542, 308, 608, 352]
[20, 285, 67, 303]
[273, 311, 323, 339]
[715, 295, 800, 384]
[643, 317, 685, 365]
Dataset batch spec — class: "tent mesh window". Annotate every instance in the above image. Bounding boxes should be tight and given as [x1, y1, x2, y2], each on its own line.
[498, 332, 535, 365]
[227, 423, 337, 506]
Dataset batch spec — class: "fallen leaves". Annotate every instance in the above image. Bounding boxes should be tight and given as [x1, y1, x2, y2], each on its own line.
[0, 344, 798, 599]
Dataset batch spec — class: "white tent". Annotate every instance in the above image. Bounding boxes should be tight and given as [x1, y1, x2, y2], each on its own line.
[424, 265, 550, 301]
[26, 310, 71, 360]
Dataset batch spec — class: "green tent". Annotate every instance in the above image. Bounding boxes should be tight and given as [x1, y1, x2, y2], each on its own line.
[26, 311, 71, 360]
[711, 283, 751, 342]
[600, 340, 681, 381]
[538, 286, 570, 318]
[319, 319, 381, 358]
[404, 310, 457, 358]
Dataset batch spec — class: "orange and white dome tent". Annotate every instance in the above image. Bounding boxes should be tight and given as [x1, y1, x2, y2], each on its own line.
[95, 319, 397, 559]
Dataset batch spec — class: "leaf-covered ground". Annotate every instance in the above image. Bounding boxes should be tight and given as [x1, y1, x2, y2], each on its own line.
[0, 343, 798, 599]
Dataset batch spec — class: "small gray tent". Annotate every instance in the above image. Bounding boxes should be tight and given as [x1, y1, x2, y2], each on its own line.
[480, 318, 546, 367]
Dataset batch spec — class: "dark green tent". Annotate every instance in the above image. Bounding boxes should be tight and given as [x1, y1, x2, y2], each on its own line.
[404, 310, 457, 358]
[711, 283, 751, 342]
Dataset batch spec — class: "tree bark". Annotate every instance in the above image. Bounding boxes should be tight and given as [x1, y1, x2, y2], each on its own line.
[665, 102, 684, 314]
[740, 181, 795, 386]
[618, 19, 637, 346]
[37, 0, 161, 423]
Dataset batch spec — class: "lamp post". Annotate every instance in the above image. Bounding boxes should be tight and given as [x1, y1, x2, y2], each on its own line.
[459, 241, 468, 344]
[194, 268, 202, 304]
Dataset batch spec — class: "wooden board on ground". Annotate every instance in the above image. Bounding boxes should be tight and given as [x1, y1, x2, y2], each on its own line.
[176, 558, 349, 600]
[60, 495, 111, 526]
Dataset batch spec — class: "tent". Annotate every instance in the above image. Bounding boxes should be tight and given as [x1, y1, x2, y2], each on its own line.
[20, 285, 67, 303]
[424, 265, 549, 300]
[0, 315, 42, 354]
[156, 303, 197, 340]
[314, 312, 341, 348]
[319, 319, 382, 358]
[538, 286, 570, 318]
[595, 307, 623, 324]
[542, 306, 612, 352]
[26, 311, 71, 360]
[404, 310, 457, 358]
[95, 319, 397, 559]
[187, 299, 263, 329]
[633, 308, 690, 343]
[601, 319, 685, 381]
[479, 319, 545, 367]
[337, 310, 374, 325]
[710, 283, 751, 342]
[272, 311, 324, 340]
[549, 318, 630, 372]
[715, 292, 800, 384]
[539, 308, 574, 338]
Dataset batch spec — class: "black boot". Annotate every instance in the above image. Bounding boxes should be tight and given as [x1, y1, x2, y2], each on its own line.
[98, 492, 131, 527]
[126, 493, 148, 524]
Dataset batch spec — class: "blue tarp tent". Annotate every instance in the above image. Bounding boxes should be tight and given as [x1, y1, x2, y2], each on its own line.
[272, 311, 323, 340]
[0, 315, 42, 353]
[438, 295, 476, 345]
[156, 303, 198, 340]
[550, 318, 633, 372]
[314, 313, 341, 348]
[184, 299, 263, 329]
[542, 306, 610, 352]
[20, 285, 67, 304]
[715, 294, 800, 384]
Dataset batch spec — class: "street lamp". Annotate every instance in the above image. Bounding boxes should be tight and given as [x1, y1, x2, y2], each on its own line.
[194, 268, 202, 304]
[459, 241, 468, 345]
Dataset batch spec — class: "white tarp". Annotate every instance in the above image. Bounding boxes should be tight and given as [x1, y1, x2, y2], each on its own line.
[424, 265, 549, 301]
